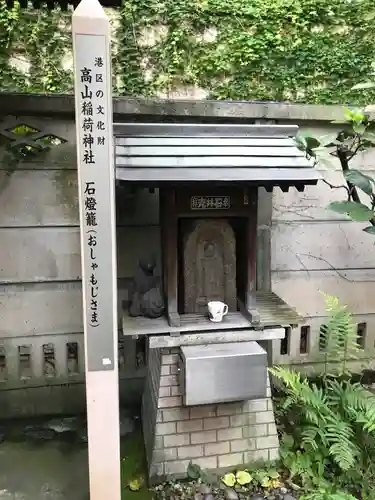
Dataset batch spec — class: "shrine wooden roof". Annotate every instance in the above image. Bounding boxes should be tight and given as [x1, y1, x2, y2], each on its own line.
[114, 123, 321, 190]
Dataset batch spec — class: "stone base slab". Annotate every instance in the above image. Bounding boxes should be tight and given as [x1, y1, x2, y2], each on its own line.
[142, 342, 279, 481]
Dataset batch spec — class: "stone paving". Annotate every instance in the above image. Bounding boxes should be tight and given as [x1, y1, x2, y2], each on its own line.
[0, 411, 136, 500]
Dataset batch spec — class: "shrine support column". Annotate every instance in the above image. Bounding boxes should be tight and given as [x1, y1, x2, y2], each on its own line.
[161, 189, 180, 327]
[72, 1, 121, 499]
[246, 188, 260, 324]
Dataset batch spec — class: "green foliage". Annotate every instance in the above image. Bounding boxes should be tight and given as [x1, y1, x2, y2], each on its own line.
[2, 0, 375, 103]
[187, 461, 203, 480]
[221, 470, 253, 487]
[120, 429, 152, 500]
[220, 465, 282, 488]
[297, 104, 375, 232]
[235, 471, 252, 486]
[317, 293, 360, 376]
[272, 294, 375, 498]
[343, 170, 374, 196]
[300, 488, 357, 500]
[222, 473, 236, 487]
[328, 201, 374, 221]
[0, 1, 72, 93]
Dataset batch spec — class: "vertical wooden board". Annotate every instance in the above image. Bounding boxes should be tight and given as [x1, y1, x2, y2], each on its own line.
[246, 193, 258, 306]
[272, 221, 375, 271]
[117, 226, 161, 279]
[116, 187, 160, 226]
[162, 191, 179, 322]
[257, 188, 272, 292]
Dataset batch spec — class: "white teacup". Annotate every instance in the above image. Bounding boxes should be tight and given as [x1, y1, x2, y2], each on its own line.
[208, 301, 228, 322]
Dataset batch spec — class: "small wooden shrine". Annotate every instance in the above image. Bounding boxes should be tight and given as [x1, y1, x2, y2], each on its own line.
[115, 122, 318, 337]
[113, 121, 320, 481]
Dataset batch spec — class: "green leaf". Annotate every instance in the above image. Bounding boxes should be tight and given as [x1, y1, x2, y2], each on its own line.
[253, 470, 268, 483]
[363, 226, 375, 235]
[353, 123, 366, 135]
[344, 169, 374, 195]
[294, 134, 307, 151]
[128, 476, 144, 491]
[281, 433, 294, 449]
[352, 81, 375, 90]
[268, 469, 280, 479]
[362, 131, 375, 145]
[313, 149, 335, 168]
[236, 470, 252, 485]
[328, 201, 374, 221]
[261, 478, 272, 488]
[352, 109, 366, 123]
[317, 133, 338, 147]
[187, 461, 202, 480]
[344, 107, 354, 121]
[305, 136, 321, 150]
[295, 132, 320, 152]
[222, 473, 236, 487]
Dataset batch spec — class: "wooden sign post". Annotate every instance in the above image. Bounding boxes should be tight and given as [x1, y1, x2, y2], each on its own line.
[72, 0, 121, 498]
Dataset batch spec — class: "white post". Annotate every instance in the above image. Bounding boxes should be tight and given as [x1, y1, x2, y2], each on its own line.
[72, 1, 121, 499]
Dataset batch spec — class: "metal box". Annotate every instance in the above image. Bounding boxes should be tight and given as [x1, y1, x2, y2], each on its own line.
[178, 341, 267, 406]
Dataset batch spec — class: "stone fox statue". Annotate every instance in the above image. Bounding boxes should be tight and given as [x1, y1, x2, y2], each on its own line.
[128, 255, 165, 318]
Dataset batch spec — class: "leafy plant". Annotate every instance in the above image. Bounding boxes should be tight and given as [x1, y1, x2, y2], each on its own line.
[300, 487, 357, 500]
[128, 476, 145, 491]
[3, 0, 375, 102]
[220, 465, 282, 492]
[296, 107, 375, 235]
[187, 461, 203, 480]
[222, 470, 253, 487]
[317, 293, 361, 377]
[271, 294, 375, 496]
[222, 473, 236, 487]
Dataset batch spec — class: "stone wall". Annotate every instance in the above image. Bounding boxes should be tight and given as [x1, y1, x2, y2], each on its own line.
[1, 94, 375, 418]
[271, 121, 375, 371]
[142, 346, 278, 481]
[0, 108, 150, 418]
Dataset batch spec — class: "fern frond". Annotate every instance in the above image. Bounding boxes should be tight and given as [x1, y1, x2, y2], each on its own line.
[301, 425, 319, 450]
[357, 401, 375, 433]
[324, 415, 358, 470]
[317, 293, 360, 375]
[326, 379, 375, 433]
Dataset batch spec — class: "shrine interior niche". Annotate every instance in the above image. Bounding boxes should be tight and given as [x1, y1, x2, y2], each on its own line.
[159, 185, 260, 329]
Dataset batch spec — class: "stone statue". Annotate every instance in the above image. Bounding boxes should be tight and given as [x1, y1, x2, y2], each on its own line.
[128, 255, 165, 319]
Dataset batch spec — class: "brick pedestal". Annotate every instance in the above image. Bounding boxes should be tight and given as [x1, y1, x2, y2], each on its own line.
[142, 344, 279, 481]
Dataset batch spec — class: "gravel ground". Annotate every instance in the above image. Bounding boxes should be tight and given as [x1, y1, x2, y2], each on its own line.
[152, 480, 300, 500]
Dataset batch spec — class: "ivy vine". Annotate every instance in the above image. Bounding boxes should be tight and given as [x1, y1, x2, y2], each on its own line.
[1, 0, 375, 103]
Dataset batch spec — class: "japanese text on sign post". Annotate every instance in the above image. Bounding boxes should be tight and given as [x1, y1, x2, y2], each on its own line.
[75, 34, 116, 372]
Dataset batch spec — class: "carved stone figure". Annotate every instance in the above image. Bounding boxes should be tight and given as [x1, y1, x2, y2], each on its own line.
[128, 256, 165, 318]
[182, 219, 237, 314]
